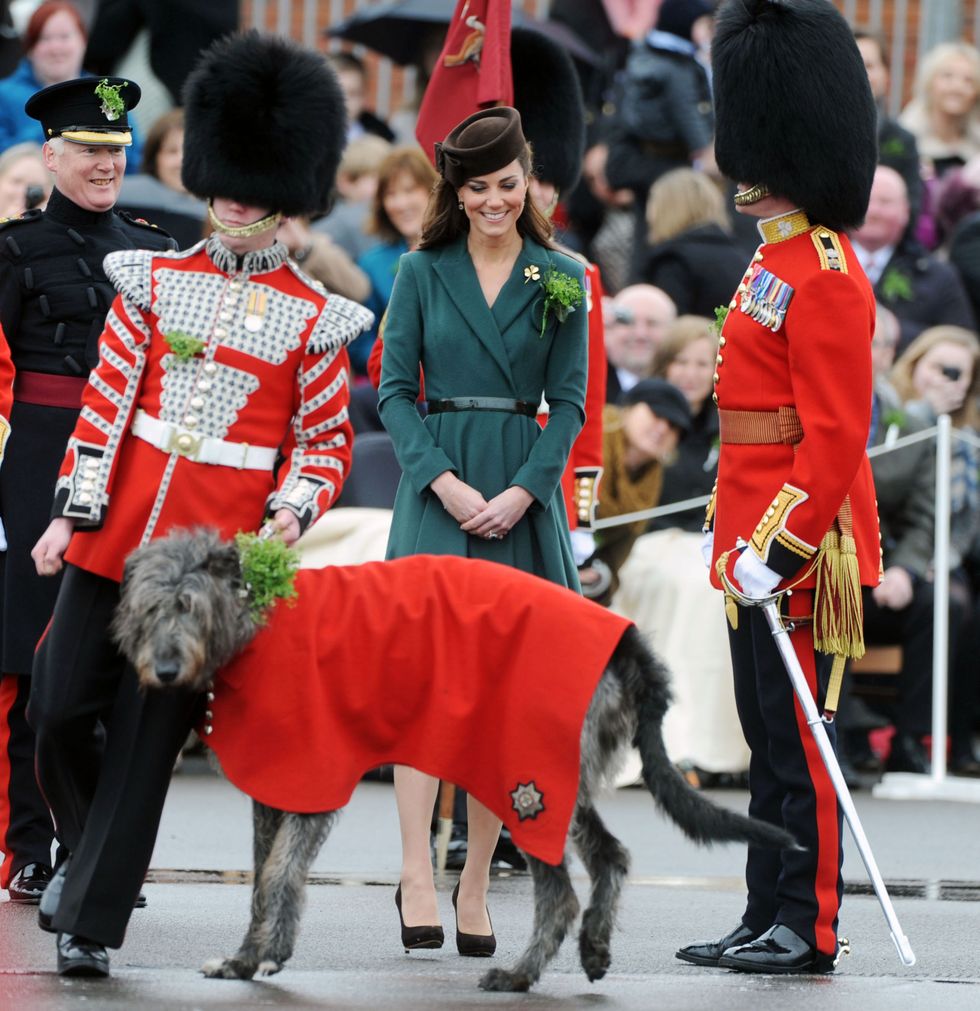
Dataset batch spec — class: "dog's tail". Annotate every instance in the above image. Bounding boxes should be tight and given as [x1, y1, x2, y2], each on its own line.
[620, 628, 797, 851]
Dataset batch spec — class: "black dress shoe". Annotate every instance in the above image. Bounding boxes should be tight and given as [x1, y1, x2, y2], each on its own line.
[719, 923, 839, 974]
[7, 863, 53, 904]
[394, 885, 444, 951]
[38, 862, 69, 933]
[490, 826, 527, 871]
[675, 922, 758, 967]
[886, 732, 930, 774]
[57, 932, 110, 977]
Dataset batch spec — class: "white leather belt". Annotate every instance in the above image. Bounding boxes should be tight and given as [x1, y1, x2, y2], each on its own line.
[131, 410, 278, 471]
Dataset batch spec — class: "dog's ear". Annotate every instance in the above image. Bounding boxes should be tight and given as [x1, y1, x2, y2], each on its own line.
[207, 543, 243, 583]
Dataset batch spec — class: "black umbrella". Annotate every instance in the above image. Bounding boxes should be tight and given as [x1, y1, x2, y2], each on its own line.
[326, 0, 600, 69]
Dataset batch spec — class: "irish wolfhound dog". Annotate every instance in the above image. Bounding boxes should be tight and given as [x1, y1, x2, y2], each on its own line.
[113, 529, 792, 992]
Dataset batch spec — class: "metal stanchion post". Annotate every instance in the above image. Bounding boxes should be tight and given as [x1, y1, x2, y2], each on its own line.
[931, 413, 951, 783]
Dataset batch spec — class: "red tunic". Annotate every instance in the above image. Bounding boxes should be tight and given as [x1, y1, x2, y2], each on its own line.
[53, 239, 372, 581]
[0, 323, 11, 462]
[206, 555, 632, 866]
[707, 212, 880, 590]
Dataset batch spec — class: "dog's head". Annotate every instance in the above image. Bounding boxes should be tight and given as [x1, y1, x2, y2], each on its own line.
[113, 528, 256, 692]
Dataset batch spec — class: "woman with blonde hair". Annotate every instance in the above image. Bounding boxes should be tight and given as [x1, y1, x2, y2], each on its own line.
[900, 42, 980, 179]
[0, 142, 51, 217]
[612, 314, 750, 787]
[890, 324, 980, 773]
[638, 168, 745, 315]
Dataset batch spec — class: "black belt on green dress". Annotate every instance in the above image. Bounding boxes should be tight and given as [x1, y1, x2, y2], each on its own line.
[426, 397, 538, 417]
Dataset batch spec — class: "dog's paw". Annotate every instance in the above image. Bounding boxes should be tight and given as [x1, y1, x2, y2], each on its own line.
[257, 959, 283, 977]
[201, 956, 256, 980]
[579, 923, 612, 981]
[479, 968, 532, 992]
[579, 939, 611, 982]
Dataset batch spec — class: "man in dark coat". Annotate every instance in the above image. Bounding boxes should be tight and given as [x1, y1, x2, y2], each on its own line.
[0, 76, 174, 908]
[850, 165, 975, 352]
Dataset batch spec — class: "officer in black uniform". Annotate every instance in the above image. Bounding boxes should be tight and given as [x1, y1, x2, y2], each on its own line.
[0, 76, 175, 905]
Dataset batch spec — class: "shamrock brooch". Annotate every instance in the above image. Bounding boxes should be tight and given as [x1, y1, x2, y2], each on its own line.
[525, 264, 584, 338]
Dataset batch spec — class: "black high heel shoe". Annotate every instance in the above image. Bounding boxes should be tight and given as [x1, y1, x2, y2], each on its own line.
[452, 882, 496, 957]
[394, 885, 444, 951]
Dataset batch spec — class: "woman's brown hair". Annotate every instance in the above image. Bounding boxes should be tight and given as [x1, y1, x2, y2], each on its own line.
[140, 108, 184, 179]
[418, 142, 554, 250]
[369, 146, 439, 243]
[651, 315, 719, 377]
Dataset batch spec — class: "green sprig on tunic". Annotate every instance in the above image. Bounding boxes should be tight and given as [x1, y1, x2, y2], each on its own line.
[534, 266, 584, 339]
[235, 532, 300, 624]
[164, 331, 206, 362]
[95, 79, 127, 121]
[712, 304, 730, 335]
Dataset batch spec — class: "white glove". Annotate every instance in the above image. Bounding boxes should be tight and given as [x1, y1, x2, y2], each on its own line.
[569, 528, 596, 568]
[733, 547, 782, 599]
[700, 529, 714, 569]
[0, 516, 6, 552]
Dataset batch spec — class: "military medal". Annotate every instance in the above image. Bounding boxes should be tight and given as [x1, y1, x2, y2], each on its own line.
[740, 266, 794, 332]
[244, 290, 267, 333]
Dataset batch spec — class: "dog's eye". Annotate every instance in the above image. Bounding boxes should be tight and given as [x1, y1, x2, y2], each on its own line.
[177, 592, 193, 614]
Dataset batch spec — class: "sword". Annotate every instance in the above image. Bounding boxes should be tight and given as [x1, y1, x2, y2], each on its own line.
[720, 567, 916, 968]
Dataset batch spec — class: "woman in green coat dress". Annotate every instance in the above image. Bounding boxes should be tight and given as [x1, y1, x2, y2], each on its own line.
[378, 107, 588, 953]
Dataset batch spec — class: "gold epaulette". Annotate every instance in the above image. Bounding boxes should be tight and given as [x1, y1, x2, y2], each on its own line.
[810, 227, 848, 273]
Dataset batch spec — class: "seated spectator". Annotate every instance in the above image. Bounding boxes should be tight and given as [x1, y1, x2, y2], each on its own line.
[638, 168, 745, 316]
[116, 109, 206, 248]
[900, 41, 980, 181]
[578, 142, 635, 295]
[890, 325, 980, 772]
[840, 307, 943, 776]
[850, 165, 975, 352]
[900, 41, 980, 247]
[648, 315, 719, 530]
[0, 141, 51, 217]
[582, 378, 690, 604]
[604, 284, 677, 401]
[612, 317, 749, 786]
[352, 146, 438, 379]
[854, 27, 923, 220]
[312, 134, 391, 262]
[604, 0, 715, 276]
[0, 2, 142, 170]
[329, 51, 396, 143]
[276, 216, 369, 304]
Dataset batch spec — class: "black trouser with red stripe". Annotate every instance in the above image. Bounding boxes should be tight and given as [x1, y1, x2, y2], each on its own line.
[0, 673, 55, 886]
[729, 589, 843, 956]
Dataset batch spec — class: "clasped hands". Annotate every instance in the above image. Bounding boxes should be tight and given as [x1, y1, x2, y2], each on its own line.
[431, 471, 532, 541]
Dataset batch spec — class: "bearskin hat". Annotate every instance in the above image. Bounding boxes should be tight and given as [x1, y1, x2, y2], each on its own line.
[181, 31, 346, 217]
[712, 0, 877, 231]
[511, 27, 586, 195]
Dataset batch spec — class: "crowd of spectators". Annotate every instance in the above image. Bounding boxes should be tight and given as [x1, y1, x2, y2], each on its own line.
[0, 0, 977, 784]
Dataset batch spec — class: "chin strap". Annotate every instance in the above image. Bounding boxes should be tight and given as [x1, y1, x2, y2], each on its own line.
[207, 201, 283, 238]
[734, 183, 771, 206]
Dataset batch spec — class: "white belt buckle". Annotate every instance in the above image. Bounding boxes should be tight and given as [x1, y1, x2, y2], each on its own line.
[166, 427, 203, 460]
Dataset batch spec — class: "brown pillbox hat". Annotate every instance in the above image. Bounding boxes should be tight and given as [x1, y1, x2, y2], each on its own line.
[434, 107, 527, 187]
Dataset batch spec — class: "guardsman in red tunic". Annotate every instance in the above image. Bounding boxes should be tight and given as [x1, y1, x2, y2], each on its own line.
[675, 0, 881, 975]
[26, 33, 370, 977]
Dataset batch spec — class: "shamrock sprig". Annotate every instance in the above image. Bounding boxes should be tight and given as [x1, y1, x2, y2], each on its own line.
[95, 79, 127, 122]
[711, 304, 730, 336]
[526, 264, 584, 339]
[235, 532, 300, 625]
[164, 331, 206, 362]
[880, 266, 914, 302]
